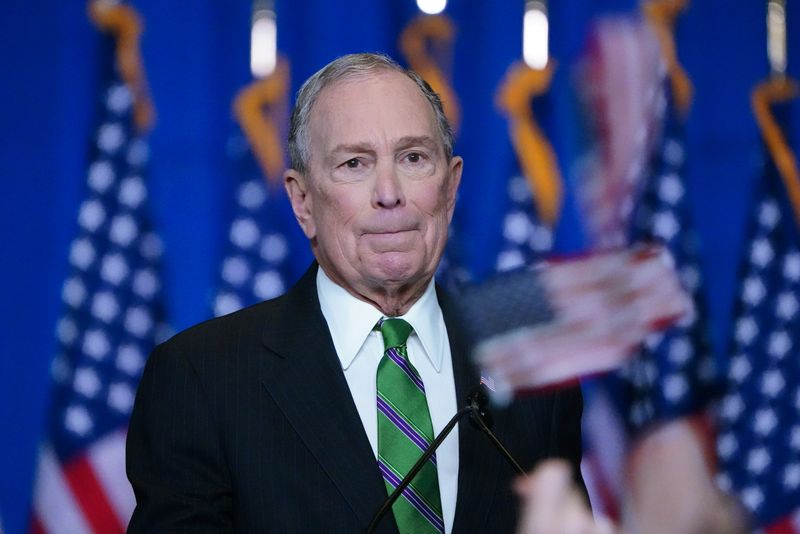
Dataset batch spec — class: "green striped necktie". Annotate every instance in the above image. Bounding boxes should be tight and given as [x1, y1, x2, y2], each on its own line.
[376, 318, 444, 533]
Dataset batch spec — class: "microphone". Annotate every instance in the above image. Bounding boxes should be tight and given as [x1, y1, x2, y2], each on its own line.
[466, 389, 524, 475]
[365, 390, 523, 534]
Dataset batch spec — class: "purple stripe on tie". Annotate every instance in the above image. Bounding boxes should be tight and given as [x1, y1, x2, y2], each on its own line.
[378, 460, 445, 533]
[386, 347, 426, 392]
[377, 397, 437, 466]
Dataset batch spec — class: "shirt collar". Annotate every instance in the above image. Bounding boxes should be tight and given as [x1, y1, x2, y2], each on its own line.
[316, 267, 445, 372]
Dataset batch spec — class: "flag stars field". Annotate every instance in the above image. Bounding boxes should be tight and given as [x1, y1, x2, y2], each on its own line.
[79, 200, 105, 232]
[657, 173, 683, 204]
[753, 408, 778, 436]
[758, 200, 781, 229]
[718, 433, 738, 460]
[785, 464, 800, 490]
[98, 123, 125, 153]
[238, 179, 267, 209]
[735, 316, 758, 345]
[83, 330, 110, 360]
[64, 405, 93, 437]
[662, 373, 688, 402]
[790, 427, 800, 450]
[776, 291, 798, 319]
[73, 368, 102, 399]
[785, 252, 800, 281]
[119, 176, 146, 208]
[743, 276, 767, 306]
[232, 218, 260, 249]
[747, 447, 771, 475]
[261, 234, 288, 263]
[110, 214, 138, 246]
[767, 330, 791, 358]
[742, 486, 765, 513]
[70, 238, 95, 270]
[89, 161, 115, 192]
[751, 237, 775, 268]
[133, 268, 158, 298]
[116, 345, 144, 376]
[92, 292, 119, 323]
[223, 256, 251, 286]
[721, 393, 745, 421]
[253, 270, 284, 299]
[102, 253, 129, 285]
[106, 84, 133, 113]
[653, 210, 679, 241]
[107, 383, 135, 414]
[761, 369, 786, 397]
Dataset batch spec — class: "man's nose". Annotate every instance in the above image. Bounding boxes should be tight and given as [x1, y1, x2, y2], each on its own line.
[372, 161, 405, 209]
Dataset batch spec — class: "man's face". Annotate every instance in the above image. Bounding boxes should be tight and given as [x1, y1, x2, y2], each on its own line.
[285, 70, 462, 310]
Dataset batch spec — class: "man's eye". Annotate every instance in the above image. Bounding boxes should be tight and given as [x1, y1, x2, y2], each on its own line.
[406, 152, 423, 163]
[344, 158, 360, 169]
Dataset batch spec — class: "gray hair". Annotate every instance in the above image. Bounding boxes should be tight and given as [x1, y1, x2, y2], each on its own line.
[287, 52, 454, 174]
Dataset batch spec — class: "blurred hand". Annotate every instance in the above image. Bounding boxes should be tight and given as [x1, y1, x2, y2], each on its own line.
[623, 418, 749, 534]
[516, 419, 748, 534]
[516, 459, 616, 534]
[476, 245, 692, 396]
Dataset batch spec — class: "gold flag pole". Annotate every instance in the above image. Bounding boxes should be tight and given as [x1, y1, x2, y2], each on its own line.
[495, 1, 562, 226]
[751, 0, 800, 224]
[643, 0, 693, 116]
[399, 14, 460, 133]
[88, 0, 155, 132]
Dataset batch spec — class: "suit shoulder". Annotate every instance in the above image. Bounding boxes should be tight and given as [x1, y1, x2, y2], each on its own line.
[156, 296, 287, 360]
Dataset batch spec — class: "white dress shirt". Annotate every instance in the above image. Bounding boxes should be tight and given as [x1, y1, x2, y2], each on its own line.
[317, 267, 459, 533]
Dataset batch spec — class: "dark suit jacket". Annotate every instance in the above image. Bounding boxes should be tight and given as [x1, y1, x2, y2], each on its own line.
[126, 264, 584, 533]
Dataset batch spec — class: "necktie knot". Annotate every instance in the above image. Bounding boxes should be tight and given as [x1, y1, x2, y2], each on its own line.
[379, 318, 413, 351]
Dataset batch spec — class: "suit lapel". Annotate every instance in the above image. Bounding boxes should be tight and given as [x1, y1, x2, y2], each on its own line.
[439, 287, 509, 533]
[258, 265, 397, 533]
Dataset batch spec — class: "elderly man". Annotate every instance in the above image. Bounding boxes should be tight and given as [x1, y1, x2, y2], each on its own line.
[127, 52, 652, 532]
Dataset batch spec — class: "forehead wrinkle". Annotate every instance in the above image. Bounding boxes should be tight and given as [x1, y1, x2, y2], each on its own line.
[395, 135, 439, 152]
[308, 72, 440, 168]
[331, 142, 377, 155]
[331, 135, 436, 156]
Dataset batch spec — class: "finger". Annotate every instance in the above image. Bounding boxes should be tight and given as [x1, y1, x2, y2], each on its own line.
[561, 488, 601, 534]
[516, 461, 574, 534]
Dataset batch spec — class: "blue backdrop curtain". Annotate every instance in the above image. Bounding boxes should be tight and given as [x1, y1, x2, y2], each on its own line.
[1, 1, 799, 531]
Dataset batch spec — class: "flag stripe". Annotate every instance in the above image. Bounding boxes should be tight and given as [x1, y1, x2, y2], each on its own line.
[87, 429, 136, 524]
[764, 502, 800, 534]
[64, 454, 126, 533]
[29, 516, 45, 534]
[33, 448, 92, 534]
[581, 454, 620, 521]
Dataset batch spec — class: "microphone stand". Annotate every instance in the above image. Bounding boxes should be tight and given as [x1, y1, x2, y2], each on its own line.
[467, 398, 525, 475]
[365, 392, 524, 534]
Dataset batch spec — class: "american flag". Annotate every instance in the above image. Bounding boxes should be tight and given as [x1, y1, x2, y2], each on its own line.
[494, 174, 553, 273]
[30, 41, 168, 533]
[212, 134, 296, 316]
[715, 99, 800, 531]
[578, 18, 717, 514]
[608, 82, 717, 435]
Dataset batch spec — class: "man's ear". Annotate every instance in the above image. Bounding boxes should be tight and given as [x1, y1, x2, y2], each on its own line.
[284, 169, 316, 239]
[445, 156, 463, 220]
